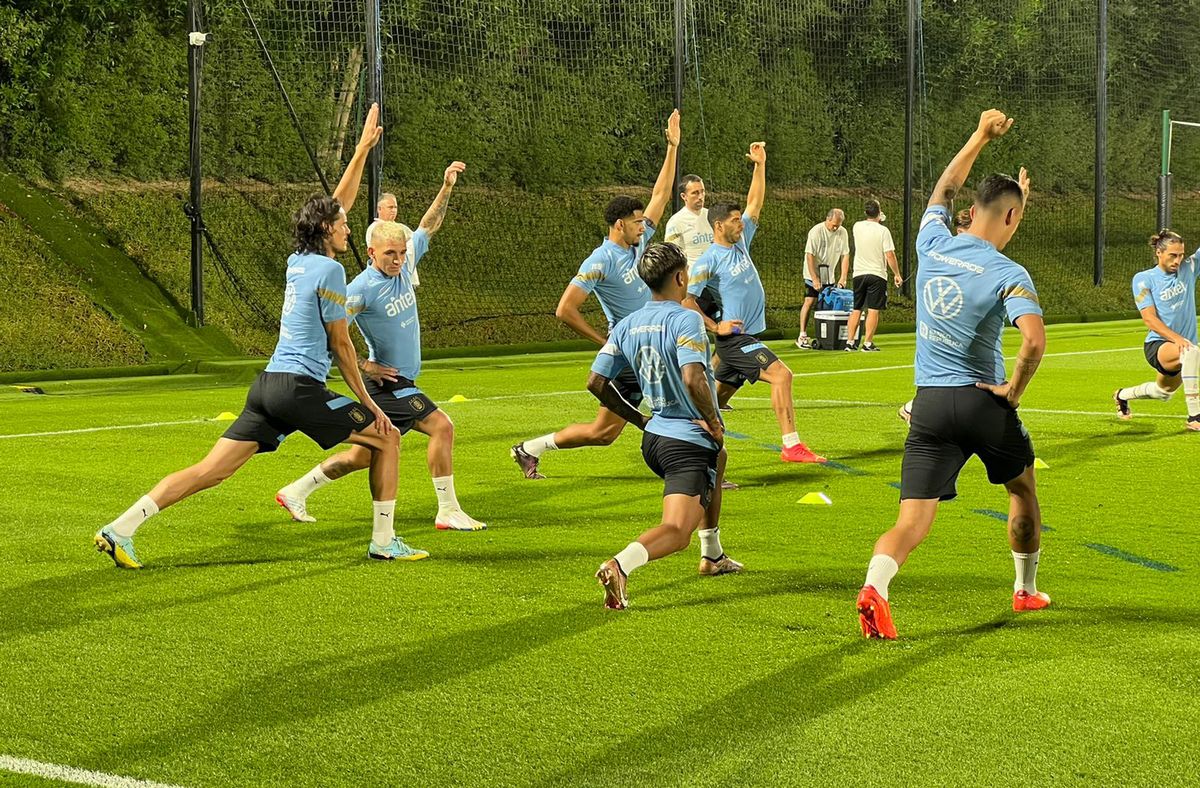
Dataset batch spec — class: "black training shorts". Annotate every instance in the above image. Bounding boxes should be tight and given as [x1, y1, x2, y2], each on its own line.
[223, 371, 374, 453]
[366, 376, 439, 435]
[608, 365, 645, 408]
[852, 274, 888, 311]
[713, 332, 779, 389]
[1144, 340, 1182, 377]
[900, 385, 1035, 501]
[804, 282, 820, 299]
[641, 432, 719, 508]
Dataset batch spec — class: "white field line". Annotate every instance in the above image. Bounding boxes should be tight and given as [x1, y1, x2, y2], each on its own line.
[0, 419, 210, 440]
[0, 755, 185, 788]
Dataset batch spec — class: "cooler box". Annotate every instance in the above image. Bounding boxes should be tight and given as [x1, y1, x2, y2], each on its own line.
[814, 310, 851, 350]
[819, 286, 855, 312]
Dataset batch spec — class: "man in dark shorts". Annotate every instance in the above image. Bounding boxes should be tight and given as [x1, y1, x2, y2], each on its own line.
[683, 141, 824, 464]
[857, 109, 1050, 639]
[94, 105, 427, 568]
[844, 199, 903, 352]
[589, 244, 742, 610]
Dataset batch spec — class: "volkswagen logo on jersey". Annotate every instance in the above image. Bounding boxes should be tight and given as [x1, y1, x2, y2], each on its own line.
[282, 282, 298, 316]
[634, 346, 666, 386]
[923, 276, 964, 320]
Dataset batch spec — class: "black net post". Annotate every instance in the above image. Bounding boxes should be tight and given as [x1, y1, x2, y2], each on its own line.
[672, 0, 684, 216]
[1159, 110, 1172, 231]
[1094, 0, 1107, 286]
[902, 0, 916, 298]
[187, 0, 206, 327]
[365, 0, 382, 220]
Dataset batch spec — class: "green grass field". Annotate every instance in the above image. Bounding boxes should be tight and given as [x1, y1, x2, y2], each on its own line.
[2, 320, 1199, 787]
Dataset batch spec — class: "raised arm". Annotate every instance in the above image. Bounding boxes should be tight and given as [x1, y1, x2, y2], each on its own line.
[682, 363, 723, 447]
[744, 142, 767, 222]
[643, 109, 681, 227]
[976, 314, 1046, 410]
[418, 161, 466, 237]
[332, 103, 384, 214]
[929, 109, 1013, 212]
[556, 284, 608, 346]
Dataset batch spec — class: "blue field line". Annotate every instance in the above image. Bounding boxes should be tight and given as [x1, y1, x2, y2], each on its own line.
[888, 481, 902, 490]
[973, 508, 1054, 532]
[1084, 543, 1181, 572]
[822, 460, 868, 476]
[725, 430, 865, 473]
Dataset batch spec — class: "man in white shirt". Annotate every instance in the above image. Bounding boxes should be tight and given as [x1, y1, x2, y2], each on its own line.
[665, 175, 713, 268]
[366, 191, 419, 287]
[845, 200, 903, 351]
[796, 208, 849, 348]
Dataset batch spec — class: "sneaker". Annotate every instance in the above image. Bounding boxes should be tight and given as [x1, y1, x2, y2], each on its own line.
[435, 509, 487, 531]
[94, 526, 142, 569]
[897, 403, 912, 425]
[595, 558, 629, 610]
[795, 335, 813, 350]
[1012, 589, 1051, 611]
[510, 443, 546, 480]
[857, 585, 897, 639]
[1113, 390, 1131, 421]
[719, 403, 734, 412]
[368, 537, 429, 561]
[844, 342, 858, 352]
[275, 491, 316, 523]
[721, 478, 739, 491]
[861, 343, 881, 352]
[781, 442, 826, 463]
[1187, 416, 1200, 432]
[698, 553, 744, 576]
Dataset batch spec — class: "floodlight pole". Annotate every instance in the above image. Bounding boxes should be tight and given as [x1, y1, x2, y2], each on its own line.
[672, 0, 685, 215]
[1094, 0, 1106, 286]
[1159, 109, 1172, 231]
[901, 0, 915, 298]
[365, 0, 382, 221]
[187, 0, 206, 327]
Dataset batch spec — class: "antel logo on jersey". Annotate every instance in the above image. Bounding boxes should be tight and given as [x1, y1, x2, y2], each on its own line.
[634, 346, 666, 386]
[923, 276, 964, 320]
[282, 282, 298, 316]
[1159, 280, 1187, 302]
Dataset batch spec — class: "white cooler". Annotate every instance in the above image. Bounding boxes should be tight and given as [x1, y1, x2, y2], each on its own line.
[814, 310, 851, 350]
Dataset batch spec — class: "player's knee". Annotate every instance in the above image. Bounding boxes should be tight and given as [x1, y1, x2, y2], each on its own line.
[1155, 383, 1177, 399]
[769, 361, 793, 387]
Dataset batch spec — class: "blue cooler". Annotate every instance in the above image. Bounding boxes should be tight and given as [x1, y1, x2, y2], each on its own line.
[819, 286, 855, 312]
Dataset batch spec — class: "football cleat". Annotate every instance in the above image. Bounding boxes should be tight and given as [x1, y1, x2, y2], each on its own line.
[781, 442, 826, 464]
[698, 553, 744, 576]
[720, 478, 739, 491]
[275, 491, 316, 523]
[435, 509, 487, 531]
[1012, 589, 1052, 611]
[94, 526, 142, 570]
[368, 537, 429, 561]
[795, 335, 813, 350]
[719, 402, 735, 412]
[510, 443, 546, 480]
[1113, 390, 1132, 421]
[857, 585, 897, 639]
[595, 558, 629, 610]
[1187, 416, 1200, 432]
[897, 402, 913, 425]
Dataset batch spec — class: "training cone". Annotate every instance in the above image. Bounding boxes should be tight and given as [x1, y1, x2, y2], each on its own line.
[214, 411, 238, 421]
[797, 492, 833, 505]
[448, 394, 469, 403]
[1034, 458, 1049, 469]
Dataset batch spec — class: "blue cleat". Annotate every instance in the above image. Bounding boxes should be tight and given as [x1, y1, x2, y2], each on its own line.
[368, 537, 429, 561]
[94, 526, 143, 569]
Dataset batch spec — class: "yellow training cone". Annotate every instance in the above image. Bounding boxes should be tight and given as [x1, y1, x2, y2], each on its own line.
[797, 492, 833, 505]
[1034, 458, 1049, 469]
[448, 394, 469, 403]
[214, 411, 238, 421]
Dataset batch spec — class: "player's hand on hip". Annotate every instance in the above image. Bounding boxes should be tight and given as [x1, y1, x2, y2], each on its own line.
[1175, 338, 1195, 356]
[746, 141, 767, 164]
[695, 419, 725, 447]
[362, 360, 399, 384]
[444, 161, 467, 186]
[976, 380, 1019, 410]
[665, 109, 681, 147]
[977, 109, 1014, 141]
[358, 103, 383, 150]
[716, 320, 744, 336]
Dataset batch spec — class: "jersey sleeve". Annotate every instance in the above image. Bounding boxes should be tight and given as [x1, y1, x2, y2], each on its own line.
[741, 213, 758, 249]
[590, 336, 628, 378]
[803, 225, 819, 257]
[665, 215, 683, 245]
[916, 205, 952, 253]
[882, 226, 896, 254]
[1001, 265, 1043, 324]
[409, 228, 431, 268]
[1133, 274, 1157, 312]
[687, 254, 713, 298]
[316, 262, 348, 323]
[836, 228, 849, 257]
[570, 251, 605, 295]
[674, 310, 709, 368]
[344, 276, 366, 326]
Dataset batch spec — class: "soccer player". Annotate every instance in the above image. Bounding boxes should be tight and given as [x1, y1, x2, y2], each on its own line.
[510, 110, 680, 480]
[94, 105, 428, 567]
[367, 192, 419, 287]
[665, 175, 713, 267]
[1113, 229, 1200, 430]
[275, 162, 487, 532]
[683, 142, 825, 464]
[591, 244, 741, 610]
[844, 200, 902, 352]
[795, 209, 849, 349]
[857, 109, 1048, 640]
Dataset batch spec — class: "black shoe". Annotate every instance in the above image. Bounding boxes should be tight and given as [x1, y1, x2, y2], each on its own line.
[861, 343, 881, 352]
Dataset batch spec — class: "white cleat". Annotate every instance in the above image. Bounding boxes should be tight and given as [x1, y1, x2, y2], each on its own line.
[435, 509, 487, 531]
[275, 491, 316, 523]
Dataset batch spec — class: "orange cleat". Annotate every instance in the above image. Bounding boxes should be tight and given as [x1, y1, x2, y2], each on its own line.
[595, 558, 629, 610]
[781, 442, 826, 464]
[1013, 589, 1052, 611]
[857, 585, 897, 639]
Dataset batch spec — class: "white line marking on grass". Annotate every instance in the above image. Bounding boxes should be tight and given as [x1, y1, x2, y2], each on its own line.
[0, 755, 185, 788]
[0, 419, 210, 440]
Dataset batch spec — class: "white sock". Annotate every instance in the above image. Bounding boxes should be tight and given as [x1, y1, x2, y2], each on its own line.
[1012, 549, 1040, 594]
[109, 494, 159, 539]
[782, 432, 801, 449]
[432, 475, 459, 511]
[864, 554, 899, 600]
[372, 500, 396, 547]
[1182, 347, 1200, 418]
[1119, 381, 1172, 401]
[904, 399, 914, 413]
[798, 332, 808, 339]
[522, 434, 558, 458]
[614, 541, 650, 576]
[698, 527, 723, 561]
[283, 464, 333, 500]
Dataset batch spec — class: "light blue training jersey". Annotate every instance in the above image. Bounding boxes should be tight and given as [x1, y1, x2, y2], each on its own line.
[686, 214, 767, 335]
[913, 205, 1042, 387]
[265, 252, 348, 381]
[1132, 252, 1200, 344]
[591, 299, 722, 449]
[570, 220, 657, 329]
[345, 228, 431, 381]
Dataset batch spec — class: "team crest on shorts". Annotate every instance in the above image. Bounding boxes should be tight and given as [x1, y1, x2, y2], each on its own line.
[756, 351, 769, 365]
[349, 407, 367, 424]
[410, 397, 426, 412]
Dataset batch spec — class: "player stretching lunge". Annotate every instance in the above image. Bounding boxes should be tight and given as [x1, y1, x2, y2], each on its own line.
[511, 110, 680, 479]
[1113, 229, 1200, 430]
[95, 106, 428, 567]
[276, 162, 487, 532]
[858, 110, 1049, 639]
[590, 244, 741, 610]
[683, 142, 824, 464]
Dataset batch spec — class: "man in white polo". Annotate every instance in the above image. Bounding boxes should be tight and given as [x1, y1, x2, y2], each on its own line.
[845, 199, 903, 351]
[665, 174, 713, 268]
[366, 192, 419, 287]
[796, 208, 849, 349]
